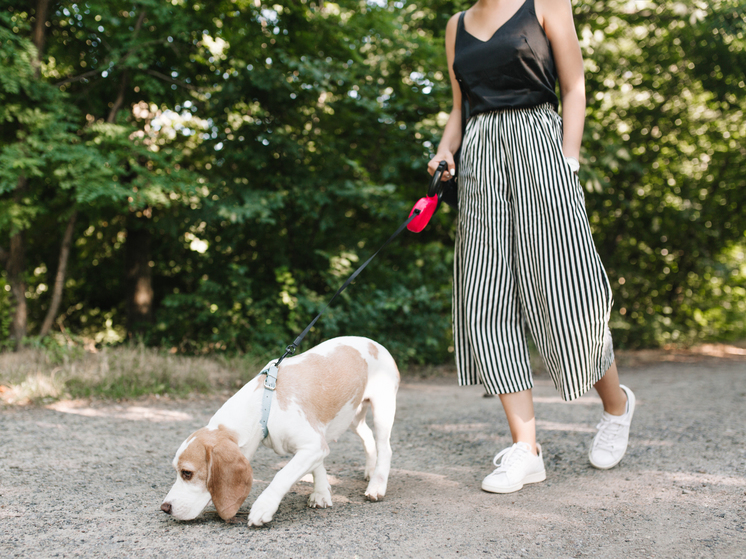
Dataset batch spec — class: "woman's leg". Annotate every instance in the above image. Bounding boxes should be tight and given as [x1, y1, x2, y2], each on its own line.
[594, 361, 627, 415]
[499, 388, 537, 454]
[590, 361, 635, 469]
[498, 363, 628, 451]
[482, 388, 545, 493]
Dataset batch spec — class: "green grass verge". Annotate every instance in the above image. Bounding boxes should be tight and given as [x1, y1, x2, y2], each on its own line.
[6, 337, 741, 406]
[0, 342, 265, 404]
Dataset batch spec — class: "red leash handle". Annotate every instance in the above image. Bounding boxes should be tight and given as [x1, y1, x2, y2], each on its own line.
[407, 161, 448, 233]
[407, 195, 438, 233]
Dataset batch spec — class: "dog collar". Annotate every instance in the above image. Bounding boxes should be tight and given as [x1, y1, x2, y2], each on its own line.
[258, 363, 279, 439]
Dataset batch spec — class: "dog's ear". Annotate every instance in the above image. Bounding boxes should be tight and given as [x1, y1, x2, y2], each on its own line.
[206, 437, 253, 521]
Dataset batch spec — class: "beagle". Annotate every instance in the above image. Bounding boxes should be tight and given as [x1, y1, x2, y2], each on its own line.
[160, 336, 399, 526]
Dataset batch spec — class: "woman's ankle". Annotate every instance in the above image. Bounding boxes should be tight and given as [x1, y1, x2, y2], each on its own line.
[602, 386, 628, 416]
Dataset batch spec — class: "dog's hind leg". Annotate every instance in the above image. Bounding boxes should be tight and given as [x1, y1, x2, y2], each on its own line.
[351, 401, 377, 481]
[307, 462, 333, 509]
[365, 390, 396, 501]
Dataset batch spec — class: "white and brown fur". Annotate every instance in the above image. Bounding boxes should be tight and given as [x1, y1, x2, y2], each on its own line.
[161, 336, 399, 526]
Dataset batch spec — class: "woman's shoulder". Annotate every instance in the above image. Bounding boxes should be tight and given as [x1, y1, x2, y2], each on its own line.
[533, 0, 575, 38]
[446, 11, 463, 38]
[534, 0, 573, 22]
[447, 11, 463, 28]
[534, 0, 572, 9]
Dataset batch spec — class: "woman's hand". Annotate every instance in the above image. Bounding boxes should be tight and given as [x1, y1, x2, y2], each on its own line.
[428, 152, 456, 180]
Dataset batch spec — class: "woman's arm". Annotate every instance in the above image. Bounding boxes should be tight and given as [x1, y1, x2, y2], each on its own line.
[537, 0, 586, 160]
[428, 12, 462, 179]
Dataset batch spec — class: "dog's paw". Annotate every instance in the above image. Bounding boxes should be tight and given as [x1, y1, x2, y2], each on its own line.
[365, 472, 389, 501]
[308, 490, 333, 509]
[364, 489, 385, 502]
[248, 501, 276, 527]
[364, 483, 387, 502]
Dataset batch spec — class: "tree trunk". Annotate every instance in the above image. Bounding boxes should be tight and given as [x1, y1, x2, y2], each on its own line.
[39, 209, 78, 338]
[8, 233, 27, 349]
[3, 0, 51, 349]
[106, 12, 144, 123]
[125, 217, 154, 337]
[32, 0, 50, 77]
[107, 70, 129, 123]
[7, 177, 28, 350]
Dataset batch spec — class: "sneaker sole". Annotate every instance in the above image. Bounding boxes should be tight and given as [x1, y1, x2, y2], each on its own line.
[481, 470, 546, 494]
[589, 385, 636, 470]
[588, 450, 624, 470]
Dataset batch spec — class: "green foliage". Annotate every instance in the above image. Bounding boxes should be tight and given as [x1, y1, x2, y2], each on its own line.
[139, 0, 457, 362]
[2, 0, 745, 366]
[1, 0, 214, 338]
[578, 0, 746, 346]
[22, 333, 87, 365]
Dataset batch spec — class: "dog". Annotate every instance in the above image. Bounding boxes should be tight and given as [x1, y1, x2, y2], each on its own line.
[160, 336, 399, 526]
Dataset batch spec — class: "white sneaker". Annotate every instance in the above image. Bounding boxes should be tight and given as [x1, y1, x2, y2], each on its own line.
[481, 442, 546, 493]
[589, 384, 636, 469]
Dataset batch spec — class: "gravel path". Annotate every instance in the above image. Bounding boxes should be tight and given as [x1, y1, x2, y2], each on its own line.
[1, 360, 745, 558]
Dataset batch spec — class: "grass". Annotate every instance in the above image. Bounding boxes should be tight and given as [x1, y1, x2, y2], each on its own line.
[0, 342, 265, 405]
[2, 338, 744, 406]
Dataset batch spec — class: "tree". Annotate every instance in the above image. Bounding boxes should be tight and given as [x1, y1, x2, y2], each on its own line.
[577, 0, 746, 346]
[148, 0, 456, 360]
[1, 0, 215, 344]
[0, 5, 89, 347]
[2, 0, 745, 362]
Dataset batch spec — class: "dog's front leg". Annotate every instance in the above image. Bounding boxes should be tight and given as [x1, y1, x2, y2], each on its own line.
[248, 447, 327, 527]
[307, 463, 333, 509]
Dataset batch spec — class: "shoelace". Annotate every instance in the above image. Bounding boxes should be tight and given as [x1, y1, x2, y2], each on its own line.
[492, 443, 528, 471]
[593, 418, 625, 450]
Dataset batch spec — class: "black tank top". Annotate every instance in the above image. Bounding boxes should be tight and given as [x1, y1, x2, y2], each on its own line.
[452, 0, 558, 116]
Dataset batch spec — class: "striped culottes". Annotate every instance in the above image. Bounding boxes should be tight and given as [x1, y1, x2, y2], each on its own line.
[453, 103, 615, 401]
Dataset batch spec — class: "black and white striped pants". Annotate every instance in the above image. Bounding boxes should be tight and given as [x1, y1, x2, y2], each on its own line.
[453, 103, 615, 401]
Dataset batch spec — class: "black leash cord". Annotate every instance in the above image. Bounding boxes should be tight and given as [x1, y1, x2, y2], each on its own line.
[273, 209, 421, 368]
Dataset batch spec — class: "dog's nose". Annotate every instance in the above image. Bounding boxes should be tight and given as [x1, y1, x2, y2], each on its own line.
[161, 502, 172, 515]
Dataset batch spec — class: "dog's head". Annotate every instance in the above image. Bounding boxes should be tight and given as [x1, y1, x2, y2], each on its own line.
[161, 425, 252, 521]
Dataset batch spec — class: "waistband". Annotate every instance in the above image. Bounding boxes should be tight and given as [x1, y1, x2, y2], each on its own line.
[471, 102, 557, 120]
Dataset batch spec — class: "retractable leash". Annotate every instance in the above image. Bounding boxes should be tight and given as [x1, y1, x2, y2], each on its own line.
[406, 161, 449, 233]
[258, 171, 447, 438]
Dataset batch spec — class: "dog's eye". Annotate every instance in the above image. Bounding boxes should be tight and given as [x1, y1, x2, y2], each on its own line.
[181, 470, 193, 481]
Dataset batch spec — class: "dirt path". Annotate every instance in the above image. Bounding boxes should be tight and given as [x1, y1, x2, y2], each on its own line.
[1, 360, 744, 558]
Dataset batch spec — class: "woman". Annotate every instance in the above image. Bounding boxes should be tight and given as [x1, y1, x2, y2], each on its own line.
[428, 0, 635, 493]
